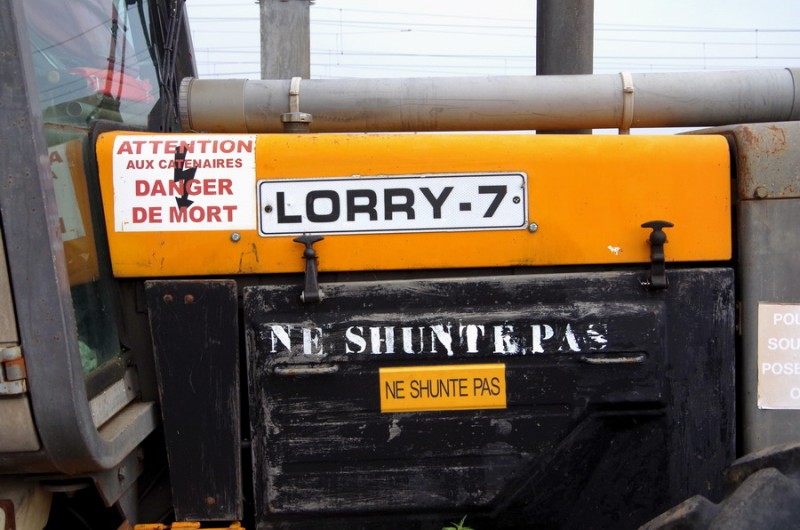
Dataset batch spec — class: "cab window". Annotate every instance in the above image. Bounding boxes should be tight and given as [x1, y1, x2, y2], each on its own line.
[25, 0, 160, 376]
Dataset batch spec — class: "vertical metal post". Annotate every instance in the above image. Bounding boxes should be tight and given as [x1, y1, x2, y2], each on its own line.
[536, 0, 594, 133]
[260, 0, 311, 79]
[537, 0, 594, 76]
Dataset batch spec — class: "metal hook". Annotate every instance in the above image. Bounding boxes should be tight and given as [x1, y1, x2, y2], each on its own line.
[641, 220, 673, 290]
[293, 234, 324, 303]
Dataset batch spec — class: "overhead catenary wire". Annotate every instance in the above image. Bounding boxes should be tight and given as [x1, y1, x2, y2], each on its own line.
[187, 1, 800, 79]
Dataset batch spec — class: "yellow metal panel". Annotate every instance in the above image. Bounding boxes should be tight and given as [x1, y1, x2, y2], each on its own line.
[96, 132, 731, 277]
[379, 364, 507, 413]
[134, 521, 245, 530]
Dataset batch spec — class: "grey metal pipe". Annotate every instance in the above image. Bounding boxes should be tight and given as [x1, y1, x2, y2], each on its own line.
[179, 69, 800, 133]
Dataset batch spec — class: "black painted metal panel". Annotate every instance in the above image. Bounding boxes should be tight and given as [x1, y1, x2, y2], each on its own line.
[146, 280, 242, 521]
[244, 268, 735, 529]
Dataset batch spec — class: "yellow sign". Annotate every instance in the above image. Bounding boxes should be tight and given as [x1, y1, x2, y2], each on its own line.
[97, 132, 732, 278]
[379, 364, 507, 413]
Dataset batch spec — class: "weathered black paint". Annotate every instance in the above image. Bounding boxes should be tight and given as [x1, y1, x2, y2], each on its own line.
[244, 268, 735, 529]
[146, 280, 242, 521]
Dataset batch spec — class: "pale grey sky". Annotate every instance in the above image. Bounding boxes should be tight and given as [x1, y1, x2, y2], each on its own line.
[187, 1, 800, 79]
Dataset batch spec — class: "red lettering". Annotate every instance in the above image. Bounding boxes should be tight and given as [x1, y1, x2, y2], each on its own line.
[187, 180, 202, 195]
[169, 206, 187, 222]
[117, 138, 254, 156]
[167, 205, 237, 223]
[137, 179, 237, 197]
[126, 159, 154, 170]
[116, 139, 147, 155]
[205, 206, 222, 222]
[117, 140, 133, 154]
[132, 207, 146, 223]
[132, 206, 161, 223]
[223, 205, 237, 221]
[150, 180, 166, 195]
[135, 180, 149, 196]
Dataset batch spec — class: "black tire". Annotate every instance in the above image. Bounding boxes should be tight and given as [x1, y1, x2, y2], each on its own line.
[641, 441, 800, 530]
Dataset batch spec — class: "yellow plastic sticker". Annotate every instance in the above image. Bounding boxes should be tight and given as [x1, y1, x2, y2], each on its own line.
[379, 364, 506, 413]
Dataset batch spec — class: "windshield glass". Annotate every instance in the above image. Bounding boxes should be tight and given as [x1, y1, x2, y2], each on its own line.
[25, 0, 160, 376]
[27, 0, 159, 125]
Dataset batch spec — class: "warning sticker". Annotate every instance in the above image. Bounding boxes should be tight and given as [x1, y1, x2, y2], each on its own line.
[379, 363, 507, 413]
[112, 135, 257, 232]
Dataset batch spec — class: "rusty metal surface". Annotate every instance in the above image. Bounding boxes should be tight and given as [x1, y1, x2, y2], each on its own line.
[700, 122, 800, 200]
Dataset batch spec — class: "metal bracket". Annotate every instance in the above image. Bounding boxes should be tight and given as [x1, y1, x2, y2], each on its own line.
[294, 234, 324, 303]
[92, 449, 143, 522]
[641, 220, 673, 290]
[0, 346, 26, 395]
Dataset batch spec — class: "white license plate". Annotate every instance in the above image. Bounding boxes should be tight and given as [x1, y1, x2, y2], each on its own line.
[257, 172, 528, 236]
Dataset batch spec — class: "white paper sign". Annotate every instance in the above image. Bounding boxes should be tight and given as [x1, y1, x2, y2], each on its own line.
[112, 135, 257, 232]
[758, 302, 800, 409]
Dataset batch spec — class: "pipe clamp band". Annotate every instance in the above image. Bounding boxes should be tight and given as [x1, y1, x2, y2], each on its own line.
[282, 77, 312, 130]
[289, 76, 302, 113]
[619, 72, 635, 134]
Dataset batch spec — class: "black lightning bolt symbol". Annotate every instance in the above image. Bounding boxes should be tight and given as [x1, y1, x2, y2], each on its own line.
[173, 146, 197, 209]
